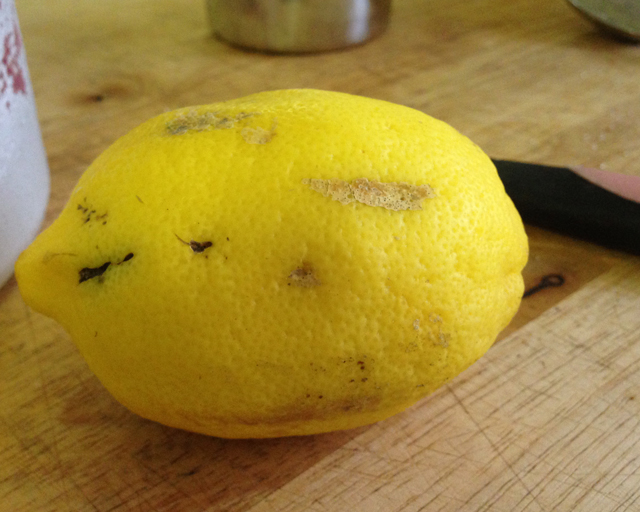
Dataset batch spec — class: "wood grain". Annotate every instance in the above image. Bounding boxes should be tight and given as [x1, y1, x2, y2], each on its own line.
[2, 0, 640, 510]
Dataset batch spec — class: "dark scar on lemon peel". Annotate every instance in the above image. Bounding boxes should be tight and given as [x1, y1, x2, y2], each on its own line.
[79, 262, 110, 283]
[78, 253, 135, 283]
[175, 234, 213, 253]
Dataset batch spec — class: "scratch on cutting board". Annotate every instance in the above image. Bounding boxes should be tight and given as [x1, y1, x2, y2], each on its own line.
[23, 303, 75, 507]
[132, 447, 206, 509]
[445, 382, 545, 509]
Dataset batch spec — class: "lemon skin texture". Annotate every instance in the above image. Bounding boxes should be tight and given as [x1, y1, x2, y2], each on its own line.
[16, 89, 528, 439]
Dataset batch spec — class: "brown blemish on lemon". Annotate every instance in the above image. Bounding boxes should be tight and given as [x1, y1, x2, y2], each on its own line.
[302, 177, 435, 211]
[437, 332, 451, 348]
[429, 313, 442, 323]
[241, 119, 277, 144]
[234, 394, 383, 425]
[42, 251, 78, 264]
[428, 314, 450, 348]
[172, 392, 383, 428]
[166, 110, 257, 135]
[287, 262, 320, 287]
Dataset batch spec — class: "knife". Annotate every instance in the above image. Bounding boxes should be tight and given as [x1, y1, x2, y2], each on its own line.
[492, 159, 640, 255]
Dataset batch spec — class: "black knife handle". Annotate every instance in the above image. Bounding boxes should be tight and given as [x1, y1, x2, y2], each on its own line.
[492, 159, 640, 255]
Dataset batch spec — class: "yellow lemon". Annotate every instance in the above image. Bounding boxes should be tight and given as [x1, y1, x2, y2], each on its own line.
[16, 89, 528, 438]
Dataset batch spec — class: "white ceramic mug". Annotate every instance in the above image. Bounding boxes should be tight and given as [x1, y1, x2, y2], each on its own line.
[0, 0, 49, 288]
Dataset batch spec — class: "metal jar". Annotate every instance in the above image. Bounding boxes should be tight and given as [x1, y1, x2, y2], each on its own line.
[207, 0, 392, 53]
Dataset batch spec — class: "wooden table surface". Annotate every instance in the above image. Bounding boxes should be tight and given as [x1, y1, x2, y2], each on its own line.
[2, 0, 640, 510]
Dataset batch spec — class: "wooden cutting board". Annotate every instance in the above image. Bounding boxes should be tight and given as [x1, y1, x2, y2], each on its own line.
[2, 0, 640, 510]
